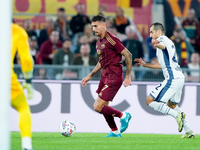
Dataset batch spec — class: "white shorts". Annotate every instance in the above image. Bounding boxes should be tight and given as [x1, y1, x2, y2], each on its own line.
[150, 78, 184, 104]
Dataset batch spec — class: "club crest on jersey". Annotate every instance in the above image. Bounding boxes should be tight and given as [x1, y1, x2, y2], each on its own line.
[96, 45, 98, 48]
[101, 44, 105, 48]
[97, 49, 101, 55]
[171, 45, 175, 49]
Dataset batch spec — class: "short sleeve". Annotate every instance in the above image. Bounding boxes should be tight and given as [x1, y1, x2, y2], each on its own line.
[157, 36, 166, 48]
[112, 36, 126, 54]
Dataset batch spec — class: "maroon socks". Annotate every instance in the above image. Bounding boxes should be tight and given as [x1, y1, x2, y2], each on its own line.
[100, 105, 123, 118]
[103, 114, 118, 131]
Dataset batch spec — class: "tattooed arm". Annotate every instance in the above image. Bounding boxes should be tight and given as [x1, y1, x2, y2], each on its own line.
[81, 62, 101, 87]
[121, 49, 132, 87]
[89, 62, 102, 77]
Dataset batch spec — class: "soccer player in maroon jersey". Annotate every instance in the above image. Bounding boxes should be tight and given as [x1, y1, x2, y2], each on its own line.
[81, 15, 132, 137]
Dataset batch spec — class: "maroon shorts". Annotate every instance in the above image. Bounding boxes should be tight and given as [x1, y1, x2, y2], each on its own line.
[96, 76, 123, 101]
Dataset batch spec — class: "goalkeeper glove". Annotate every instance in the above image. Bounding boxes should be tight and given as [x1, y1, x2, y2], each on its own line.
[22, 71, 34, 99]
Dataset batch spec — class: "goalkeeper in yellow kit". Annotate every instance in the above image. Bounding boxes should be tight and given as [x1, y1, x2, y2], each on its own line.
[11, 23, 33, 150]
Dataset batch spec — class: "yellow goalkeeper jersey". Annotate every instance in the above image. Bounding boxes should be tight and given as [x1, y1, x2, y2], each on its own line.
[11, 23, 33, 100]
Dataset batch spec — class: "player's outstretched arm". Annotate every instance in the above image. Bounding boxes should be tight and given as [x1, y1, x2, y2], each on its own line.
[152, 39, 165, 50]
[81, 62, 102, 87]
[121, 49, 132, 87]
[134, 58, 161, 69]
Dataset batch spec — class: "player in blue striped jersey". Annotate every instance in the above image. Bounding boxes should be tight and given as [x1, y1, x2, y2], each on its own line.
[135, 22, 195, 138]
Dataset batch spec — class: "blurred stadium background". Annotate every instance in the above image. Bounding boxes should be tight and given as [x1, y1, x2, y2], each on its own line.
[11, 0, 200, 138]
[13, 0, 200, 82]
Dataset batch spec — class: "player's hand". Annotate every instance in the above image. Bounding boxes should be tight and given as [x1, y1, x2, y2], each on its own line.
[81, 76, 92, 87]
[134, 58, 146, 67]
[124, 75, 132, 87]
[151, 39, 160, 47]
[22, 82, 34, 99]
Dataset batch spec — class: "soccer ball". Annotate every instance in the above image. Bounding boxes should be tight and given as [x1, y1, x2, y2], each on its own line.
[59, 120, 76, 137]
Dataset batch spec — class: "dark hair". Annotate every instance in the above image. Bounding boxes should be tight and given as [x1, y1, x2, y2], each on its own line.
[92, 15, 106, 22]
[58, 8, 65, 12]
[150, 22, 165, 33]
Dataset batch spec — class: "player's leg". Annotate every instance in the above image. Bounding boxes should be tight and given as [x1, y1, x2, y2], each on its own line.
[147, 79, 185, 132]
[93, 97, 129, 121]
[103, 114, 118, 132]
[11, 75, 33, 150]
[167, 83, 195, 138]
[146, 95, 178, 118]
[93, 97, 121, 137]
[94, 99, 131, 134]
[93, 98, 122, 117]
[174, 107, 195, 138]
[168, 101, 195, 138]
[11, 92, 32, 150]
[95, 80, 120, 136]
[95, 78, 131, 134]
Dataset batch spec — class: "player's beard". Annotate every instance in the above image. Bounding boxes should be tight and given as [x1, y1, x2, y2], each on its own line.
[95, 32, 99, 36]
[154, 35, 159, 40]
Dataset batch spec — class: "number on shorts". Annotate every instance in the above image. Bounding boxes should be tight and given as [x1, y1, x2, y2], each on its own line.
[102, 85, 108, 91]
[155, 83, 162, 90]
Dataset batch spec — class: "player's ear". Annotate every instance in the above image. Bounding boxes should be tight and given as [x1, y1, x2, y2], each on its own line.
[102, 22, 106, 28]
[158, 30, 161, 35]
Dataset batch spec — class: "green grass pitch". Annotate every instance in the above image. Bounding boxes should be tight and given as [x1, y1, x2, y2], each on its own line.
[11, 132, 200, 150]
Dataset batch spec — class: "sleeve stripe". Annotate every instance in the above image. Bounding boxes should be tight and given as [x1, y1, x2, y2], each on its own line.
[107, 38, 115, 46]
[105, 33, 116, 46]
[106, 36, 116, 45]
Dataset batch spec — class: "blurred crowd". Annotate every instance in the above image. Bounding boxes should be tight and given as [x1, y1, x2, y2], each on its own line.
[13, 4, 200, 82]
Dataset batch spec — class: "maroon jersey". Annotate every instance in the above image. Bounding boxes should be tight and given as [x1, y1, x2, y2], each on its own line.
[96, 31, 125, 78]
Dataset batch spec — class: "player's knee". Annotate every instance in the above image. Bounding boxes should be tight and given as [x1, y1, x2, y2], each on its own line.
[93, 105, 101, 112]
[146, 99, 151, 105]
[146, 95, 154, 105]
[93, 103, 101, 112]
[167, 101, 176, 109]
